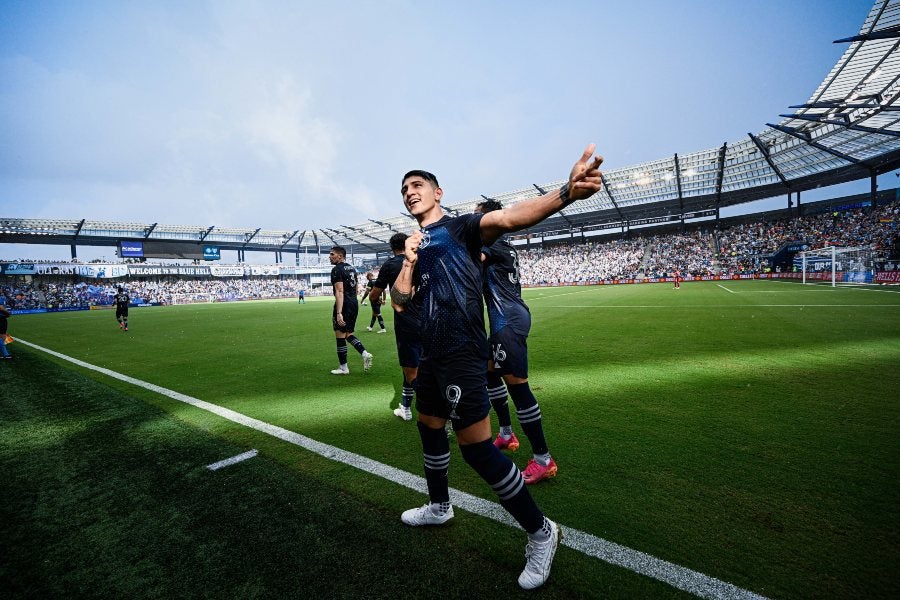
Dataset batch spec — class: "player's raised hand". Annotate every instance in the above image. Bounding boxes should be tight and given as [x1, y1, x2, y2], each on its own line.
[405, 231, 423, 263]
[568, 143, 604, 201]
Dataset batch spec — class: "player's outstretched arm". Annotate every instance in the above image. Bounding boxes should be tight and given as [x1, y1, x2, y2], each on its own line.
[480, 144, 603, 246]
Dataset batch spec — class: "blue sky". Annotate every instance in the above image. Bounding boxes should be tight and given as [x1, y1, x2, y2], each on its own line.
[0, 0, 890, 260]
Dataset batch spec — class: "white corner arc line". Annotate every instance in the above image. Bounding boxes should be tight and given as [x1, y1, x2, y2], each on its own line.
[207, 449, 258, 471]
[18, 338, 766, 600]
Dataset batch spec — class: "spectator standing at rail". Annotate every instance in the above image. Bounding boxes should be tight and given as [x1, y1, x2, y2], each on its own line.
[370, 233, 422, 421]
[329, 246, 373, 375]
[475, 198, 557, 484]
[390, 143, 603, 589]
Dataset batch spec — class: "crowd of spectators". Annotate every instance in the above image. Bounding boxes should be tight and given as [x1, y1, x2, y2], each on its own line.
[0, 278, 319, 310]
[518, 238, 645, 285]
[643, 231, 717, 278]
[2, 201, 897, 306]
[716, 201, 898, 274]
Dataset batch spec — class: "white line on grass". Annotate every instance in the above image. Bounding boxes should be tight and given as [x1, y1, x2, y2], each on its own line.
[547, 304, 900, 308]
[716, 284, 736, 294]
[18, 338, 767, 600]
[206, 449, 258, 471]
[527, 288, 597, 300]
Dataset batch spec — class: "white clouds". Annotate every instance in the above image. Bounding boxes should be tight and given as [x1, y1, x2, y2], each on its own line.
[242, 75, 342, 191]
[0, 0, 881, 248]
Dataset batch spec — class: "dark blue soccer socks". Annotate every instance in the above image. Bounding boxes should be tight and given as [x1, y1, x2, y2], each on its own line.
[402, 378, 415, 409]
[487, 371, 512, 430]
[418, 421, 451, 505]
[508, 382, 549, 456]
[347, 335, 366, 355]
[336, 337, 348, 366]
[459, 438, 544, 534]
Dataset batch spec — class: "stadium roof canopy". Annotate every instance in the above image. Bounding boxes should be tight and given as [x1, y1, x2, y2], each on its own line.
[3, 0, 900, 259]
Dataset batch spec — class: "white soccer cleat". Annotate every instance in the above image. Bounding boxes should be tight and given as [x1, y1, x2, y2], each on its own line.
[366, 326, 373, 331]
[330, 366, 349, 375]
[362, 351, 373, 371]
[393, 406, 412, 421]
[518, 519, 561, 590]
[377, 329, 387, 334]
[401, 504, 454, 526]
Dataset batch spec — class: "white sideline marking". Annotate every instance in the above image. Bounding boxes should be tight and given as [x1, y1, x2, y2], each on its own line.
[19, 338, 766, 600]
[548, 304, 900, 308]
[716, 284, 736, 294]
[206, 449, 258, 471]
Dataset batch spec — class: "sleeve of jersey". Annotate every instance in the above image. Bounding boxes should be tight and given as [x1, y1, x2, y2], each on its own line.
[331, 266, 340, 284]
[373, 260, 396, 289]
[481, 244, 497, 265]
[449, 212, 484, 257]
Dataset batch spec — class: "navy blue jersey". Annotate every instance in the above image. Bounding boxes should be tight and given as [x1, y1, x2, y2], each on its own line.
[374, 254, 421, 337]
[416, 213, 488, 359]
[114, 293, 130, 309]
[482, 236, 531, 337]
[331, 262, 359, 309]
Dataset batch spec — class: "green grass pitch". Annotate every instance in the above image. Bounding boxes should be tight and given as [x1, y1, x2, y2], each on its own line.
[2, 279, 898, 599]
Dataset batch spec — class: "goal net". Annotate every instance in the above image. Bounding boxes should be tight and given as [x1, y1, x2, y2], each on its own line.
[797, 246, 878, 287]
[171, 293, 217, 305]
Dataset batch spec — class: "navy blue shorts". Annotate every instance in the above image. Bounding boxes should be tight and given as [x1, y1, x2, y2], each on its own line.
[415, 350, 490, 431]
[333, 304, 359, 333]
[490, 328, 529, 379]
[395, 333, 422, 369]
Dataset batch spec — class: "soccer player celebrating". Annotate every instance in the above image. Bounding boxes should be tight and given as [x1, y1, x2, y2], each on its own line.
[370, 233, 422, 421]
[475, 199, 557, 485]
[114, 286, 130, 331]
[391, 144, 603, 589]
[329, 246, 373, 375]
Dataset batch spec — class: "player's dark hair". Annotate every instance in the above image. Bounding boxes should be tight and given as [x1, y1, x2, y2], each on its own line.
[475, 198, 503, 213]
[117, 286, 123, 292]
[389, 232, 408, 252]
[330, 246, 346, 258]
[402, 170, 439, 188]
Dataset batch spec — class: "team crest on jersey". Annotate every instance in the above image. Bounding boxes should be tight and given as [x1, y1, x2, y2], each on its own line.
[418, 230, 431, 250]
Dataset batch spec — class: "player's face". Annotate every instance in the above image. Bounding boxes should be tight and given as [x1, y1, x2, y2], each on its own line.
[401, 176, 442, 219]
[328, 250, 343, 265]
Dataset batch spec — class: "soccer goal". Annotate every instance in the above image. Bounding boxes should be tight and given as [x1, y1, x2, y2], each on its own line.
[171, 293, 216, 305]
[798, 246, 878, 287]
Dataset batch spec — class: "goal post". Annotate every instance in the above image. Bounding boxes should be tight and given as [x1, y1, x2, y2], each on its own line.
[171, 293, 216, 305]
[798, 246, 878, 287]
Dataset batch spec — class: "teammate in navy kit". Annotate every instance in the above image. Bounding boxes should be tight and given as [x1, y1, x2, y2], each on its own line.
[391, 144, 603, 590]
[371, 233, 422, 421]
[364, 272, 387, 333]
[476, 198, 557, 484]
[114, 287, 130, 331]
[329, 246, 373, 375]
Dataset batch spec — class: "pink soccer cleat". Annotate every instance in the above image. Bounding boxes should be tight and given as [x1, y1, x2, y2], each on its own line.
[523, 458, 557, 485]
[493, 432, 520, 452]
